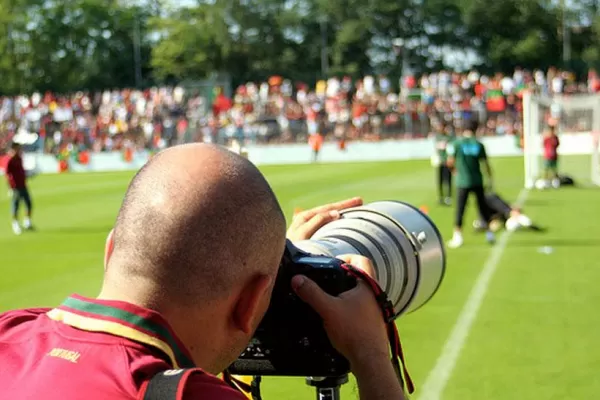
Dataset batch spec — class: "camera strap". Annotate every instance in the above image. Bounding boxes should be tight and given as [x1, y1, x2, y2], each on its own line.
[138, 368, 203, 400]
[140, 369, 262, 400]
[340, 263, 415, 395]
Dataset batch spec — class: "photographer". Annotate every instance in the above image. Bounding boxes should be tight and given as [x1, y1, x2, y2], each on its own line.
[0, 144, 406, 400]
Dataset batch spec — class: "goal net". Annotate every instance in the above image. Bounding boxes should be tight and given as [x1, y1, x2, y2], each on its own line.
[522, 91, 600, 188]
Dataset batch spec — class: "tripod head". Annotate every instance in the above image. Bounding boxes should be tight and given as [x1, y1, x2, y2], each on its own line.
[305, 375, 349, 400]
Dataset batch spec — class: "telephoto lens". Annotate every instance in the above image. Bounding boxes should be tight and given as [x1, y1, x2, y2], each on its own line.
[293, 201, 446, 318]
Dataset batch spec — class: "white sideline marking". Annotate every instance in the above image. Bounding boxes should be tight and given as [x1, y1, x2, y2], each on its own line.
[417, 189, 530, 400]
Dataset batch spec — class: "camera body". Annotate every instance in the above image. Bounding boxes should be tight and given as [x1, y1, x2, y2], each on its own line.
[227, 240, 357, 377]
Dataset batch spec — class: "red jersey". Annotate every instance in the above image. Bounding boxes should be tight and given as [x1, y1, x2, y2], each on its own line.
[0, 295, 246, 400]
[543, 135, 560, 160]
[5, 153, 27, 189]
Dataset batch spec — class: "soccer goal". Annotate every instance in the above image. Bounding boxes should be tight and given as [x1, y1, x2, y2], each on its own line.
[522, 91, 600, 188]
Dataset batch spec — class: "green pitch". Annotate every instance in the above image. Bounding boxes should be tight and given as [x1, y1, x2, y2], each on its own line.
[1, 156, 599, 400]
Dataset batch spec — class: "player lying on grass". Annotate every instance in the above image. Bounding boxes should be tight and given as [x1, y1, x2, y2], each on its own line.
[472, 191, 544, 232]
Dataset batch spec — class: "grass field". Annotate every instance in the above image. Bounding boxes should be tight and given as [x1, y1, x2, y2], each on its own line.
[1, 155, 599, 400]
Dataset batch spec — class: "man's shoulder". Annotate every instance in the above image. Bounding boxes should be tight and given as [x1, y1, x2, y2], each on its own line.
[447, 138, 462, 150]
[0, 308, 51, 324]
[0, 308, 51, 338]
[181, 371, 248, 399]
[7, 155, 23, 168]
[463, 138, 485, 148]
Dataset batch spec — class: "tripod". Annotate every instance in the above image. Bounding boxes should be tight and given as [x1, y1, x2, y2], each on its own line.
[305, 375, 349, 400]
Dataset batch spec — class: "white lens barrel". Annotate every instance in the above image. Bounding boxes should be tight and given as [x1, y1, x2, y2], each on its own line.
[363, 201, 446, 314]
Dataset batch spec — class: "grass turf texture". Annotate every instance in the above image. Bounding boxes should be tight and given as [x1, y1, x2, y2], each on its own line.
[1, 155, 599, 400]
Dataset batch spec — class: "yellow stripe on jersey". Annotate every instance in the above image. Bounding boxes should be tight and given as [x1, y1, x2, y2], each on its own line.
[47, 308, 180, 369]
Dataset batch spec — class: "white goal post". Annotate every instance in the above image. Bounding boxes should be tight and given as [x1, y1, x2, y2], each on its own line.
[593, 129, 600, 186]
[522, 91, 600, 188]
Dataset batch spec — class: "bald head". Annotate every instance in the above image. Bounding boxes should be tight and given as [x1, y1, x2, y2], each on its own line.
[105, 144, 286, 307]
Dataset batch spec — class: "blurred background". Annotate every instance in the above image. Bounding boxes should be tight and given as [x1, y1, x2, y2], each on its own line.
[0, 0, 599, 156]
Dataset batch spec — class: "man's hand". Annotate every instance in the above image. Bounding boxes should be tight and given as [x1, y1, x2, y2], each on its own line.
[291, 254, 406, 399]
[286, 197, 363, 242]
[446, 157, 455, 169]
[291, 254, 389, 366]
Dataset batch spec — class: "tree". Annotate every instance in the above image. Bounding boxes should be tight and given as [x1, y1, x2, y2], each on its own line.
[0, 0, 155, 94]
[0, 0, 598, 95]
[459, 0, 561, 73]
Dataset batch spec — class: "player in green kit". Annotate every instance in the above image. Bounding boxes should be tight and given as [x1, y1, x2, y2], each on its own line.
[431, 121, 455, 205]
[446, 120, 495, 249]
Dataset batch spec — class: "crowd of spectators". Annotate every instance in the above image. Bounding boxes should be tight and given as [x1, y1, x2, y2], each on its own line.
[0, 66, 598, 156]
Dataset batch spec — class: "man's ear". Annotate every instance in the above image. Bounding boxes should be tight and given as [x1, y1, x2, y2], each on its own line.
[104, 229, 115, 272]
[232, 275, 273, 335]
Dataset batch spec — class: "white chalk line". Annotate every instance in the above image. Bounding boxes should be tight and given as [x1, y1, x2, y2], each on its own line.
[417, 189, 530, 400]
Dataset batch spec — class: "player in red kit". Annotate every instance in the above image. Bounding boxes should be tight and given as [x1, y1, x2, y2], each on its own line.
[0, 144, 406, 400]
[5, 142, 34, 235]
[542, 125, 560, 188]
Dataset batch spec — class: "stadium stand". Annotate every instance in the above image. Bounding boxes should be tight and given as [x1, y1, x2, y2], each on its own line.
[0, 67, 595, 157]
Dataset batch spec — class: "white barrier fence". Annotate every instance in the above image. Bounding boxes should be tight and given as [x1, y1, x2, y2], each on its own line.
[8, 132, 595, 175]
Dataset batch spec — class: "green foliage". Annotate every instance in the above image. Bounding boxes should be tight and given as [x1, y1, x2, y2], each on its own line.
[0, 0, 600, 92]
[0, 0, 154, 94]
[462, 0, 559, 72]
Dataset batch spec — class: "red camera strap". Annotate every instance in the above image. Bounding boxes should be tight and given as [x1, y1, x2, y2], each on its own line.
[340, 263, 415, 394]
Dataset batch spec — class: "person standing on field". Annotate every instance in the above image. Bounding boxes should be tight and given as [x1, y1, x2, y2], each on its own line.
[431, 121, 455, 206]
[4, 142, 34, 235]
[446, 120, 495, 249]
[542, 124, 560, 188]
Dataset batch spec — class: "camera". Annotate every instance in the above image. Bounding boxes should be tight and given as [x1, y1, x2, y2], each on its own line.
[227, 200, 446, 377]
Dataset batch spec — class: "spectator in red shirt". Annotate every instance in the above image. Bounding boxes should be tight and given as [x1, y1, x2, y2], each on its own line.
[5, 142, 34, 235]
[0, 144, 405, 400]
